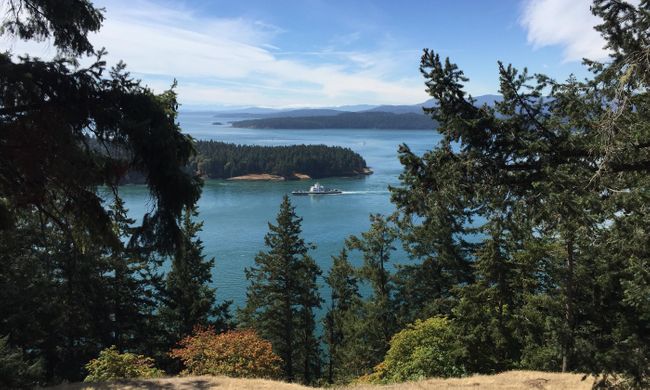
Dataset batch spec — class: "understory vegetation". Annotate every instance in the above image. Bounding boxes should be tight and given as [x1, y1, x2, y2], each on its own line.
[1, 0, 649, 389]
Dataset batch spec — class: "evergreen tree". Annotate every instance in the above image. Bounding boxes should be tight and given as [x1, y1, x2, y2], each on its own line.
[0, 3, 202, 380]
[339, 215, 398, 376]
[0, 0, 202, 251]
[392, 0, 650, 384]
[160, 206, 227, 344]
[323, 249, 360, 383]
[391, 142, 475, 323]
[0, 335, 43, 389]
[240, 195, 322, 384]
[105, 196, 161, 353]
[451, 215, 536, 373]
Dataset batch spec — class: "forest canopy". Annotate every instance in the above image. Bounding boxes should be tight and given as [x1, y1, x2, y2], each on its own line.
[193, 141, 369, 179]
[117, 141, 370, 182]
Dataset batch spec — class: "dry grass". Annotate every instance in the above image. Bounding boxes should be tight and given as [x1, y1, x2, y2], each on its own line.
[347, 371, 595, 390]
[46, 371, 596, 390]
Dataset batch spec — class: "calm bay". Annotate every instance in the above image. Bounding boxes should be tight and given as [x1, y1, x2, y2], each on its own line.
[118, 111, 440, 308]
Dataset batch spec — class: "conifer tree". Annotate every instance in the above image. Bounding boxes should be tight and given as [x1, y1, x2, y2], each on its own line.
[340, 215, 398, 376]
[160, 206, 224, 343]
[391, 142, 475, 323]
[393, 1, 650, 384]
[105, 197, 160, 353]
[240, 195, 322, 384]
[323, 249, 360, 383]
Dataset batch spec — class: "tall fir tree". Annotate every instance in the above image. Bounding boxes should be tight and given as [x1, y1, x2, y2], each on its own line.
[393, 0, 650, 384]
[339, 214, 398, 377]
[1, 1, 201, 382]
[391, 141, 475, 323]
[323, 249, 360, 384]
[159, 206, 226, 345]
[105, 196, 161, 354]
[240, 195, 322, 384]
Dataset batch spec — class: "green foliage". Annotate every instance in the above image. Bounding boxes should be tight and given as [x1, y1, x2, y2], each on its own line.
[194, 141, 368, 180]
[240, 195, 322, 384]
[1, 0, 103, 56]
[159, 206, 229, 344]
[0, 0, 201, 383]
[323, 249, 360, 383]
[334, 215, 399, 379]
[0, 336, 43, 389]
[386, 0, 650, 386]
[170, 327, 282, 379]
[83, 346, 164, 382]
[370, 317, 465, 383]
[1, 5, 201, 255]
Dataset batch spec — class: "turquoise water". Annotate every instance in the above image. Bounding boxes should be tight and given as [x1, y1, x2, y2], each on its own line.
[118, 111, 440, 308]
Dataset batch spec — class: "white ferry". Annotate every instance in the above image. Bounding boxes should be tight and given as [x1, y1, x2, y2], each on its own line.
[291, 182, 342, 195]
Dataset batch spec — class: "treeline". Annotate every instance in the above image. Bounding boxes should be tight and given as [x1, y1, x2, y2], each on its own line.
[231, 112, 438, 129]
[194, 141, 369, 179]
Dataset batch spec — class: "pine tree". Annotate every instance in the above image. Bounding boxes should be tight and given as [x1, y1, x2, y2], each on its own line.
[240, 195, 322, 384]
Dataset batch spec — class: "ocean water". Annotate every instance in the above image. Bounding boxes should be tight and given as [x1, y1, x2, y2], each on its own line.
[118, 111, 441, 308]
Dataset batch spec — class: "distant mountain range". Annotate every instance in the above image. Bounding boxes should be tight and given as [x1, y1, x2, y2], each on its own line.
[213, 94, 502, 129]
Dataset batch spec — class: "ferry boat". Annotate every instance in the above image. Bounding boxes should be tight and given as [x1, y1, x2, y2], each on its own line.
[292, 182, 342, 195]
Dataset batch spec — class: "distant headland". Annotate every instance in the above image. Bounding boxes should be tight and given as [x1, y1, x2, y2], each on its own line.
[231, 112, 437, 130]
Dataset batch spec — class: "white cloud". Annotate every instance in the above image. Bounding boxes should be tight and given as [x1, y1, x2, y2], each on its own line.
[520, 0, 608, 62]
[0, 0, 427, 107]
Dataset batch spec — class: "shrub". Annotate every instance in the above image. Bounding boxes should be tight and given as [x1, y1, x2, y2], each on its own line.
[84, 346, 164, 382]
[368, 317, 465, 383]
[169, 327, 281, 379]
[0, 336, 43, 389]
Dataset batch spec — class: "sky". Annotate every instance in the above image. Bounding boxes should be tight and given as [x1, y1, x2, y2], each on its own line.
[1, 0, 615, 109]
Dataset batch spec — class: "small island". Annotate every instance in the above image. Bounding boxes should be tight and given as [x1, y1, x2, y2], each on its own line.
[118, 141, 371, 184]
[194, 141, 371, 180]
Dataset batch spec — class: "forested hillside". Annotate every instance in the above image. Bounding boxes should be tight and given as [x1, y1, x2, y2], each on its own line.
[232, 112, 437, 129]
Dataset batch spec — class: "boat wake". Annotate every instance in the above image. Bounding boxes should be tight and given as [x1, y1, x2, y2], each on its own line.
[340, 190, 390, 195]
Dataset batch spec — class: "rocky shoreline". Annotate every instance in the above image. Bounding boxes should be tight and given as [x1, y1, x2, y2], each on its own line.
[225, 169, 372, 181]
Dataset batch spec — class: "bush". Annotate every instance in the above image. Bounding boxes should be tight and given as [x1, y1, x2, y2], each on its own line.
[0, 336, 43, 389]
[367, 317, 465, 383]
[169, 327, 281, 379]
[84, 346, 164, 382]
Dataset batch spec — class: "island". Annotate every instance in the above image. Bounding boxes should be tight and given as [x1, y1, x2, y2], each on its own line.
[118, 141, 371, 184]
[231, 111, 437, 129]
[194, 141, 371, 180]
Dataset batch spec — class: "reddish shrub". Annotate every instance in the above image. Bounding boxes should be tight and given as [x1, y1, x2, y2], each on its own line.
[170, 326, 282, 379]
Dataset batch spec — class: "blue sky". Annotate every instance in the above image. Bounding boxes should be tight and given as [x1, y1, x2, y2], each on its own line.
[1, 0, 613, 108]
